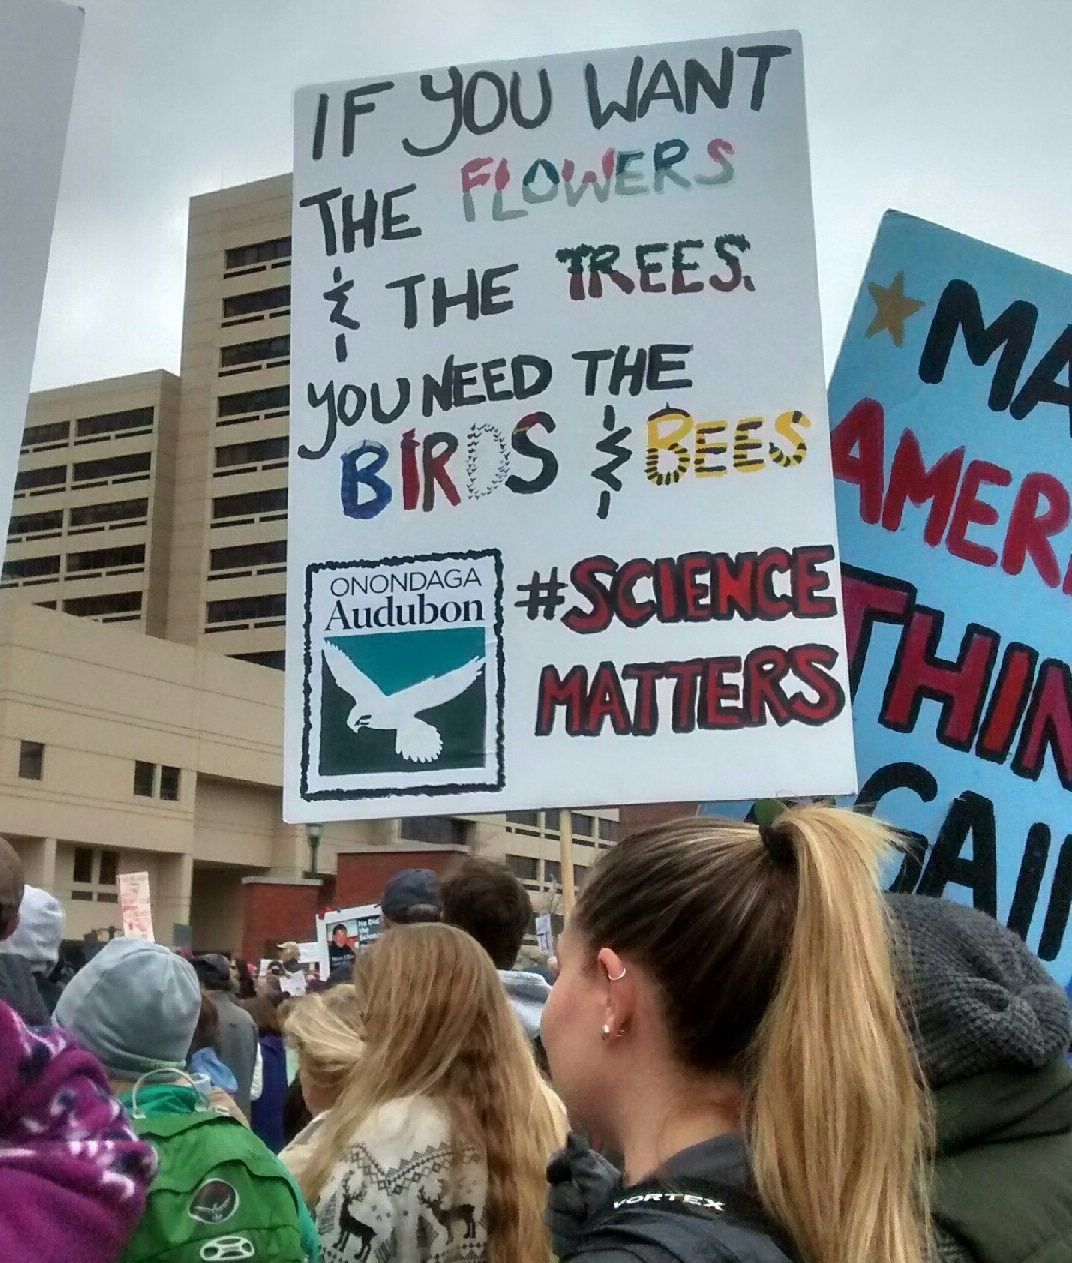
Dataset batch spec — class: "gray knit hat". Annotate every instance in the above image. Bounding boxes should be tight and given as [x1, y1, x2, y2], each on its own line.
[887, 893, 1071, 1088]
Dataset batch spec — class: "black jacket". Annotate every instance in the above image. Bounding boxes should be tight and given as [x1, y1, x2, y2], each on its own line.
[561, 1135, 797, 1263]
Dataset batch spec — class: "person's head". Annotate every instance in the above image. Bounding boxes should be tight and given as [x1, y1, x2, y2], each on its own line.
[54, 937, 201, 1082]
[190, 990, 221, 1055]
[0, 836, 24, 942]
[285, 983, 363, 1115]
[0, 884, 65, 974]
[541, 806, 930, 1263]
[243, 993, 283, 1037]
[380, 868, 442, 927]
[192, 952, 234, 994]
[888, 892, 1072, 1087]
[301, 924, 564, 1263]
[278, 940, 300, 963]
[229, 954, 256, 999]
[330, 924, 350, 946]
[440, 857, 532, 970]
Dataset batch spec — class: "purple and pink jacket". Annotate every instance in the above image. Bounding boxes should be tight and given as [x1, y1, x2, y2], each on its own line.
[0, 998, 157, 1263]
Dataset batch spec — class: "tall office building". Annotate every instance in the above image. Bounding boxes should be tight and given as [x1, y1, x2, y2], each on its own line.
[1, 174, 617, 949]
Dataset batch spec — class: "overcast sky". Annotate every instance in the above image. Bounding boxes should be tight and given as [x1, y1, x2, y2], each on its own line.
[30, 0, 1072, 390]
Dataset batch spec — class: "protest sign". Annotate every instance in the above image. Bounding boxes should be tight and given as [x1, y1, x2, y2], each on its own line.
[825, 210, 1072, 981]
[316, 903, 382, 977]
[0, 0, 82, 552]
[118, 871, 155, 942]
[285, 33, 856, 821]
[535, 912, 553, 955]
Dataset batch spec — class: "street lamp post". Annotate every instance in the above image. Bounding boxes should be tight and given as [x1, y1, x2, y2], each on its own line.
[305, 822, 324, 879]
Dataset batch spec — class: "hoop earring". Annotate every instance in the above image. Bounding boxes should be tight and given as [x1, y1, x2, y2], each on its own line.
[607, 965, 627, 982]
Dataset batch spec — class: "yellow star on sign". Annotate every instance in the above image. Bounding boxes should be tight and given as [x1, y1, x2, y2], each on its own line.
[865, 271, 925, 347]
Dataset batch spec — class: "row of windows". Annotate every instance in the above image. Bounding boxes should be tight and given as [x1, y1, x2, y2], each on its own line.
[8, 498, 148, 541]
[504, 852, 589, 891]
[13, 452, 151, 495]
[3, 546, 147, 583]
[211, 487, 287, 523]
[217, 385, 289, 421]
[209, 539, 286, 574]
[20, 407, 154, 453]
[224, 236, 291, 272]
[215, 435, 288, 471]
[399, 817, 469, 849]
[505, 810, 618, 842]
[220, 334, 290, 372]
[63, 590, 142, 618]
[205, 592, 286, 627]
[222, 285, 290, 320]
[19, 743, 178, 804]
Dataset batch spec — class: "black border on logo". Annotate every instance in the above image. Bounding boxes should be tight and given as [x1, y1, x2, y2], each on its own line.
[300, 549, 506, 802]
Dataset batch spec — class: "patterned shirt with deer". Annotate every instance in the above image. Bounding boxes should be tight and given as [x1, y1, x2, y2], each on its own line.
[315, 1094, 488, 1263]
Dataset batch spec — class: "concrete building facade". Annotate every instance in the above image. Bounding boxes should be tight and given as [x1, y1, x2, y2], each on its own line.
[0, 174, 621, 953]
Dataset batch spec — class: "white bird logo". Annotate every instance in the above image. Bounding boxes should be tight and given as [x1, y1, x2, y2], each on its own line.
[323, 642, 485, 764]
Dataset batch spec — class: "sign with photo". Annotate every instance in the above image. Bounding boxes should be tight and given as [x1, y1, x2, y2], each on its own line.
[315, 904, 382, 978]
[286, 33, 856, 819]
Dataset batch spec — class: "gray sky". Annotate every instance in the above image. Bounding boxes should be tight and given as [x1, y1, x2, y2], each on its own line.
[30, 0, 1072, 390]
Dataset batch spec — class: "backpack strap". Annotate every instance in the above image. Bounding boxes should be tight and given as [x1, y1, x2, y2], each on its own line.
[593, 1174, 801, 1263]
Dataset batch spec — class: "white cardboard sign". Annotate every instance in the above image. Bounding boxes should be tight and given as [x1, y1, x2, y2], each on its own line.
[118, 871, 155, 942]
[0, 0, 82, 549]
[286, 33, 856, 820]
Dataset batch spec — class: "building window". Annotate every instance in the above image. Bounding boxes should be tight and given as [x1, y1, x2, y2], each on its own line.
[571, 813, 594, 838]
[400, 816, 468, 848]
[205, 593, 286, 628]
[72, 451, 151, 485]
[505, 809, 541, 836]
[222, 285, 290, 320]
[13, 464, 66, 493]
[505, 854, 540, 882]
[18, 740, 44, 780]
[98, 849, 119, 886]
[21, 420, 70, 450]
[224, 237, 291, 271]
[220, 334, 290, 371]
[215, 436, 289, 470]
[63, 590, 143, 618]
[8, 509, 63, 539]
[598, 818, 619, 843]
[74, 407, 154, 441]
[133, 761, 155, 797]
[159, 765, 181, 801]
[66, 544, 145, 577]
[2, 555, 61, 584]
[72, 845, 94, 884]
[209, 539, 286, 575]
[216, 385, 289, 421]
[232, 649, 286, 670]
[69, 497, 149, 531]
[211, 487, 287, 524]
[544, 860, 561, 886]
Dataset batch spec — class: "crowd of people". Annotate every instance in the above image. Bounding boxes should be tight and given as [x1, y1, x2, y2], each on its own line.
[1, 810, 1071, 1263]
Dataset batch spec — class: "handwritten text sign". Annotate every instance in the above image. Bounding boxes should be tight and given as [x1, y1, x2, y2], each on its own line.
[0, 0, 82, 566]
[828, 210, 1072, 981]
[118, 871, 154, 942]
[284, 34, 856, 820]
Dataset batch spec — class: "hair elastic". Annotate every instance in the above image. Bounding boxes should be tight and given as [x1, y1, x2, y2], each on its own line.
[759, 823, 796, 868]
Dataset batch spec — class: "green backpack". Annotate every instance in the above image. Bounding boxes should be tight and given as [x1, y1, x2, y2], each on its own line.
[121, 1087, 309, 1263]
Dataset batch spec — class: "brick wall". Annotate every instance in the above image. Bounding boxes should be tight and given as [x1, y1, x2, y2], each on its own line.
[619, 802, 698, 834]
[240, 879, 322, 962]
[333, 846, 467, 909]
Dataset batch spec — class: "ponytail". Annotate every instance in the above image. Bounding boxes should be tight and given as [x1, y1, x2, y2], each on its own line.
[750, 807, 931, 1263]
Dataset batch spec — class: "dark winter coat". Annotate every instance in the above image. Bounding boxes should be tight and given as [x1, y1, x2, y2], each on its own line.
[250, 1032, 288, 1154]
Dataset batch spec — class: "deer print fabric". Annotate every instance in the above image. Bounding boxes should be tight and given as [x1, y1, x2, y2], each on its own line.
[316, 1095, 488, 1263]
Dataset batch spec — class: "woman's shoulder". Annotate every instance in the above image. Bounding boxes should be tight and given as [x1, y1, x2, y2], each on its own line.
[349, 1094, 456, 1156]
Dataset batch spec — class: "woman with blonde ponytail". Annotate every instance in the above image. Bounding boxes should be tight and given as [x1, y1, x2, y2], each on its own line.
[299, 923, 566, 1263]
[541, 806, 932, 1263]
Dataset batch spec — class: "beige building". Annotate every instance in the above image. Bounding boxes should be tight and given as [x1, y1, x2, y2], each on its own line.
[0, 175, 617, 950]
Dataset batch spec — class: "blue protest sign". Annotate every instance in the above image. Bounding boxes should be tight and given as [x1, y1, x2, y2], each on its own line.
[835, 210, 1072, 979]
[703, 210, 1072, 981]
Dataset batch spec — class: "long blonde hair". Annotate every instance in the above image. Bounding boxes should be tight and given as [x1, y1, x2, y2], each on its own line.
[284, 983, 363, 1099]
[300, 924, 564, 1263]
[574, 805, 931, 1263]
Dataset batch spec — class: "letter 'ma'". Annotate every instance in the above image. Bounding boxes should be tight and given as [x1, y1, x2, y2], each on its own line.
[919, 279, 1038, 413]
